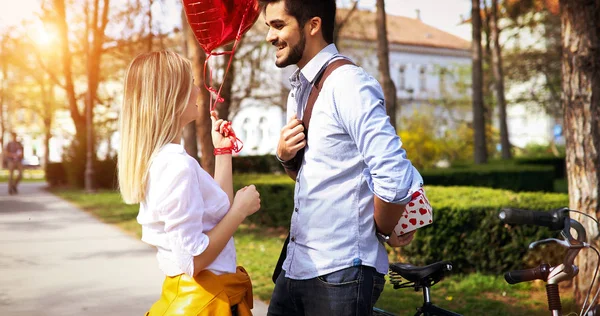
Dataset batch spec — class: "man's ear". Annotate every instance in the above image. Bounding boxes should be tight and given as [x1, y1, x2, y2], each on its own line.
[307, 17, 322, 37]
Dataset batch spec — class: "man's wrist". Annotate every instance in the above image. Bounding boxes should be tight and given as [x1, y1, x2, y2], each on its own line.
[275, 151, 290, 163]
[276, 152, 299, 171]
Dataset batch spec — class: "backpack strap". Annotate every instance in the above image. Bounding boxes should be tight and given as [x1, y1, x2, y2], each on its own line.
[302, 59, 355, 133]
[292, 59, 355, 169]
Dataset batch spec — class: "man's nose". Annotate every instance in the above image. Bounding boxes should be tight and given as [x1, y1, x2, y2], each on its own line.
[266, 28, 277, 43]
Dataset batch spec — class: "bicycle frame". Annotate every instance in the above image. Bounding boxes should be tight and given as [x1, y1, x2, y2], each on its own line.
[413, 285, 462, 316]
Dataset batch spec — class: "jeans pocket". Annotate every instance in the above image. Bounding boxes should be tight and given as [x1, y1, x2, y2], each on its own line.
[371, 272, 386, 307]
[317, 266, 362, 286]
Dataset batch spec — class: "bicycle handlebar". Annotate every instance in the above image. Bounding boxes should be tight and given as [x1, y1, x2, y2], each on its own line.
[499, 207, 569, 231]
[504, 263, 551, 284]
[499, 208, 589, 285]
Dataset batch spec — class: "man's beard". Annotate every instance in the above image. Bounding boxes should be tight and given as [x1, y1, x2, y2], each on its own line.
[275, 31, 306, 68]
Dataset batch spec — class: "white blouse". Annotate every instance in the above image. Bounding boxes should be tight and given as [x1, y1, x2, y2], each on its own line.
[137, 143, 236, 277]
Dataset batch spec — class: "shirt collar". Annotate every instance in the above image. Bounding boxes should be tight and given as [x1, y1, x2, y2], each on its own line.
[161, 143, 185, 154]
[289, 44, 339, 85]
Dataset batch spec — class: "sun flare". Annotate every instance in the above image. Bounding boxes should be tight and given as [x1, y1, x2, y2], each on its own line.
[31, 25, 57, 46]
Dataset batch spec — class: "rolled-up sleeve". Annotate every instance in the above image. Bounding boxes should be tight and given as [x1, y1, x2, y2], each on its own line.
[332, 67, 422, 204]
[154, 164, 209, 277]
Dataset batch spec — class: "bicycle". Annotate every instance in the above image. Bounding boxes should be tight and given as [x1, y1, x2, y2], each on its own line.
[372, 207, 600, 316]
[372, 260, 460, 316]
[499, 207, 600, 316]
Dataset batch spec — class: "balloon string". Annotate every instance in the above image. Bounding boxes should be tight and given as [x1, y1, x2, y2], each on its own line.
[221, 121, 244, 153]
[201, 4, 252, 153]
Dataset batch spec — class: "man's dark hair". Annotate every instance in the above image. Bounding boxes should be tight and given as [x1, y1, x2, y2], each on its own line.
[259, 0, 336, 44]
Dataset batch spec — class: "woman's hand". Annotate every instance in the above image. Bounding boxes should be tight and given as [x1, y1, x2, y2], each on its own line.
[231, 185, 261, 218]
[210, 111, 234, 149]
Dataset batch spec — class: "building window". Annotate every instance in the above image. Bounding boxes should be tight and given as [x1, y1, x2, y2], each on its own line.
[240, 118, 250, 141]
[439, 68, 447, 95]
[259, 117, 269, 144]
[398, 65, 406, 90]
[419, 66, 427, 92]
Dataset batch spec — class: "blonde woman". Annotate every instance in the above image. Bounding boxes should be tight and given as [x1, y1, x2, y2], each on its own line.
[118, 50, 261, 315]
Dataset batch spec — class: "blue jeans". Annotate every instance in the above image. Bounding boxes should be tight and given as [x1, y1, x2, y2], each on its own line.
[267, 265, 386, 316]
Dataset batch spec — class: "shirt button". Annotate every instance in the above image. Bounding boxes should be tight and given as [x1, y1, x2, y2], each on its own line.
[291, 237, 296, 242]
[294, 208, 299, 213]
[291, 93, 295, 97]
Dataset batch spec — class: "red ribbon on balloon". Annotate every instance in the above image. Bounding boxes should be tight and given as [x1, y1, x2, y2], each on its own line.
[182, 0, 260, 154]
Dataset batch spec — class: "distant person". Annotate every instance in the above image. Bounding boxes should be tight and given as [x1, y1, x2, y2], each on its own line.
[5, 132, 24, 195]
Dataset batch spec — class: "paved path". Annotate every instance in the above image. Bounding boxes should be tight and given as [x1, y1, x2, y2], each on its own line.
[0, 182, 268, 316]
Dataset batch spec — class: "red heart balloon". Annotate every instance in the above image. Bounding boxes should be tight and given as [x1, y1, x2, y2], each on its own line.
[183, 0, 261, 54]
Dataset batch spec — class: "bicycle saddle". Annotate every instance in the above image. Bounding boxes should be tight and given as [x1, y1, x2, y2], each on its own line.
[389, 261, 453, 285]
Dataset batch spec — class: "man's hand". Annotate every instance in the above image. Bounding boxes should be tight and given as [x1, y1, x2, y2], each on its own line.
[386, 230, 416, 247]
[277, 114, 306, 161]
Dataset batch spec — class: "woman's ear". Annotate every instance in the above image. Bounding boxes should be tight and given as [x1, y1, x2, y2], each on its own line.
[308, 17, 322, 37]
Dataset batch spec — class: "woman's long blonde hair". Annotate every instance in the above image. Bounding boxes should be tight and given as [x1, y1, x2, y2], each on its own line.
[118, 51, 193, 204]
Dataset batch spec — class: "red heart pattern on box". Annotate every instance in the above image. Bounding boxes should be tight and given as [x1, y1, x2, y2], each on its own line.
[394, 188, 433, 236]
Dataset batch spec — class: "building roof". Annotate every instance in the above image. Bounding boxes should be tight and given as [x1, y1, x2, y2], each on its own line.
[337, 9, 471, 51]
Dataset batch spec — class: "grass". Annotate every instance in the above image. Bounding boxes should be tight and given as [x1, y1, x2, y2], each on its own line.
[0, 168, 45, 183]
[52, 188, 579, 315]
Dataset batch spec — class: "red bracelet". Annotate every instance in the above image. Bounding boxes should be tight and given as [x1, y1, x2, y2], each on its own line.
[214, 147, 233, 155]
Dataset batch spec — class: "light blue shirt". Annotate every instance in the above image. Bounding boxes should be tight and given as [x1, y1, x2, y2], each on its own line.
[283, 44, 424, 279]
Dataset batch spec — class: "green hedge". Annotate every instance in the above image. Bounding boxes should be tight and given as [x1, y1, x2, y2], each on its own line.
[233, 175, 569, 274]
[514, 156, 566, 179]
[233, 155, 284, 174]
[44, 158, 118, 190]
[46, 163, 66, 186]
[402, 186, 568, 274]
[234, 174, 295, 227]
[421, 164, 555, 192]
[234, 156, 559, 192]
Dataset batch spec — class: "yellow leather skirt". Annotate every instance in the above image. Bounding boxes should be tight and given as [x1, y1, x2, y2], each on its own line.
[146, 266, 253, 316]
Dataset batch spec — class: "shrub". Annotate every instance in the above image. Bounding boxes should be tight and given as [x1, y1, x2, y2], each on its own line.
[234, 174, 295, 227]
[421, 164, 555, 192]
[95, 157, 118, 190]
[233, 174, 569, 274]
[232, 155, 284, 174]
[514, 156, 566, 179]
[402, 186, 568, 274]
[45, 163, 67, 186]
[63, 138, 86, 188]
[44, 157, 117, 190]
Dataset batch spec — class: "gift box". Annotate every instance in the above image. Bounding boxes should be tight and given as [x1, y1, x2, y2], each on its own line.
[394, 188, 433, 236]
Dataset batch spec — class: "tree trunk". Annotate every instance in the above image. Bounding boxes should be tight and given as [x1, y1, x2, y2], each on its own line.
[490, 0, 511, 159]
[85, 0, 110, 191]
[375, 0, 398, 129]
[333, 0, 359, 48]
[147, 0, 153, 52]
[215, 42, 235, 120]
[481, 1, 494, 136]
[41, 74, 54, 169]
[186, 22, 214, 176]
[181, 8, 199, 161]
[0, 35, 6, 168]
[183, 121, 199, 160]
[560, 0, 600, 306]
[54, 0, 85, 139]
[471, 0, 488, 164]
